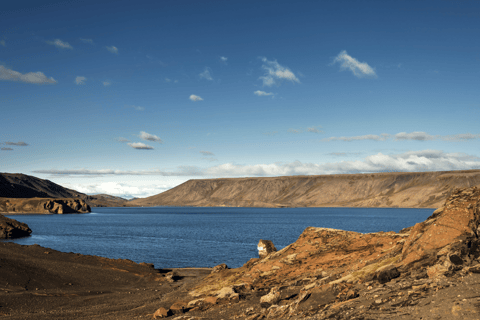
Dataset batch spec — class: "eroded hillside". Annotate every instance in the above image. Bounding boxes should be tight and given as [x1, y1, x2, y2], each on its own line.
[128, 170, 480, 208]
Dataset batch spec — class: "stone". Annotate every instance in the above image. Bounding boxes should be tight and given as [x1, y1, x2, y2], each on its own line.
[153, 307, 171, 318]
[212, 263, 227, 273]
[375, 265, 400, 284]
[169, 301, 188, 315]
[216, 286, 239, 303]
[260, 288, 281, 308]
[258, 239, 277, 259]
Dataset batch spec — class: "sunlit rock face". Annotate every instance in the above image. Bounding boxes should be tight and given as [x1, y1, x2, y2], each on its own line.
[187, 187, 480, 319]
[0, 198, 91, 214]
[258, 239, 277, 259]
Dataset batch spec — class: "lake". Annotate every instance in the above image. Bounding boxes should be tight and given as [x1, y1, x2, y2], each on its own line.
[4, 206, 434, 268]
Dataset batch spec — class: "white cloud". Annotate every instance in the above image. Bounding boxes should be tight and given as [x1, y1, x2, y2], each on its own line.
[333, 50, 376, 78]
[116, 137, 130, 142]
[220, 56, 228, 62]
[106, 46, 118, 54]
[199, 67, 213, 81]
[190, 94, 203, 102]
[288, 129, 301, 134]
[200, 150, 214, 156]
[139, 131, 162, 143]
[5, 141, 28, 146]
[62, 181, 177, 199]
[132, 105, 145, 111]
[260, 57, 300, 87]
[75, 76, 86, 85]
[254, 90, 274, 96]
[263, 131, 278, 136]
[0, 65, 57, 84]
[80, 38, 93, 44]
[165, 78, 171, 82]
[323, 134, 390, 142]
[127, 142, 154, 150]
[103, 80, 111, 86]
[46, 39, 73, 50]
[0, 40, 5, 47]
[32, 150, 480, 178]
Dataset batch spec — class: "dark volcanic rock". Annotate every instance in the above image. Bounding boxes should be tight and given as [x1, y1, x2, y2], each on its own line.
[0, 214, 32, 239]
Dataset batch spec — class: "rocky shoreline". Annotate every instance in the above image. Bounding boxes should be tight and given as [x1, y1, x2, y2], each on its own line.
[1, 186, 480, 319]
[0, 197, 91, 215]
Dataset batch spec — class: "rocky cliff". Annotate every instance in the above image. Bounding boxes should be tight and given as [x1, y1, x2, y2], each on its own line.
[0, 215, 32, 239]
[153, 186, 480, 319]
[129, 169, 480, 208]
[0, 198, 91, 214]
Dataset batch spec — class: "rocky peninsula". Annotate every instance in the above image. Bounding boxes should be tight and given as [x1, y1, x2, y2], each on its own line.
[1, 186, 480, 319]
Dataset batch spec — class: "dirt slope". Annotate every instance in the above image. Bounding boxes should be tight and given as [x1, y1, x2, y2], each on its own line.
[128, 169, 480, 208]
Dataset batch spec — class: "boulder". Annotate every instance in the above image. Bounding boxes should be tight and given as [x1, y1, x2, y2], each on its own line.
[153, 307, 171, 318]
[258, 239, 277, 258]
[0, 214, 32, 239]
[212, 263, 227, 273]
[260, 288, 281, 308]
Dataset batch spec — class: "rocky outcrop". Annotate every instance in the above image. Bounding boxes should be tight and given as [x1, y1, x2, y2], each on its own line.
[0, 198, 91, 214]
[0, 214, 32, 239]
[174, 186, 480, 319]
[128, 169, 480, 208]
[257, 239, 277, 259]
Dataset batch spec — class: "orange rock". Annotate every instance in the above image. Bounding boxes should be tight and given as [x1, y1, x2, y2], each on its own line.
[152, 307, 170, 318]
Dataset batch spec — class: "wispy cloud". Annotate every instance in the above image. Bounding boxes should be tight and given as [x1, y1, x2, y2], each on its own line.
[199, 67, 213, 81]
[200, 150, 214, 156]
[106, 46, 118, 54]
[254, 90, 274, 96]
[103, 80, 111, 86]
[139, 131, 162, 143]
[1, 147, 13, 151]
[190, 94, 203, 102]
[79, 38, 94, 44]
[260, 57, 300, 86]
[220, 56, 228, 62]
[33, 150, 480, 177]
[394, 131, 436, 141]
[263, 131, 278, 136]
[306, 126, 322, 133]
[5, 141, 28, 146]
[75, 76, 86, 85]
[127, 142, 154, 150]
[323, 134, 390, 142]
[323, 131, 480, 142]
[333, 50, 376, 78]
[46, 39, 73, 50]
[0, 65, 57, 84]
[288, 129, 301, 134]
[131, 105, 145, 111]
[116, 137, 131, 142]
[0, 40, 5, 47]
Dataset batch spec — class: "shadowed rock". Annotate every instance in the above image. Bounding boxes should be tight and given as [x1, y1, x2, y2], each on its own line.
[0, 214, 32, 239]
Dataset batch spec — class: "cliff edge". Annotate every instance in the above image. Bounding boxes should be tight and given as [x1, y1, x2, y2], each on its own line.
[152, 186, 480, 319]
[0, 215, 32, 239]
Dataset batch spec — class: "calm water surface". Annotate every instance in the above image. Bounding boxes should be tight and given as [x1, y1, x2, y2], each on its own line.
[4, 207, 433, 268]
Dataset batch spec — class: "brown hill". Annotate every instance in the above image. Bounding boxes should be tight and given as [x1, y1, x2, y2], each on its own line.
[0, 198, 91, 214]
[128, 169, 480, 208]
[0, 172, 127, 207]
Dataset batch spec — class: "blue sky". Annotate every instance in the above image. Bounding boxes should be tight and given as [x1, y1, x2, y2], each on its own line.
[1, 0, 480, 198]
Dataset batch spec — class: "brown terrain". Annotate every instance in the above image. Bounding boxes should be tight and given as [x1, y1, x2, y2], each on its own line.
[1, 186, 480, 319]
[128, 169, 480, 208]
[0, 172, 128, 210]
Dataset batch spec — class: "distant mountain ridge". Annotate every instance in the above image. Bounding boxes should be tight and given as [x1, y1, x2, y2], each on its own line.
[0, 173, 127, 207]
[127, 170, 480, 208]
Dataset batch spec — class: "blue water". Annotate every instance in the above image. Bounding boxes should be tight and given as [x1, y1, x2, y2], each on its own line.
[4, 207, 433, 268]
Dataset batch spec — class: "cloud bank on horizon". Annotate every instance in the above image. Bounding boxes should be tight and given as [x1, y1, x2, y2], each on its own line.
[2, 0, 479, 198]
